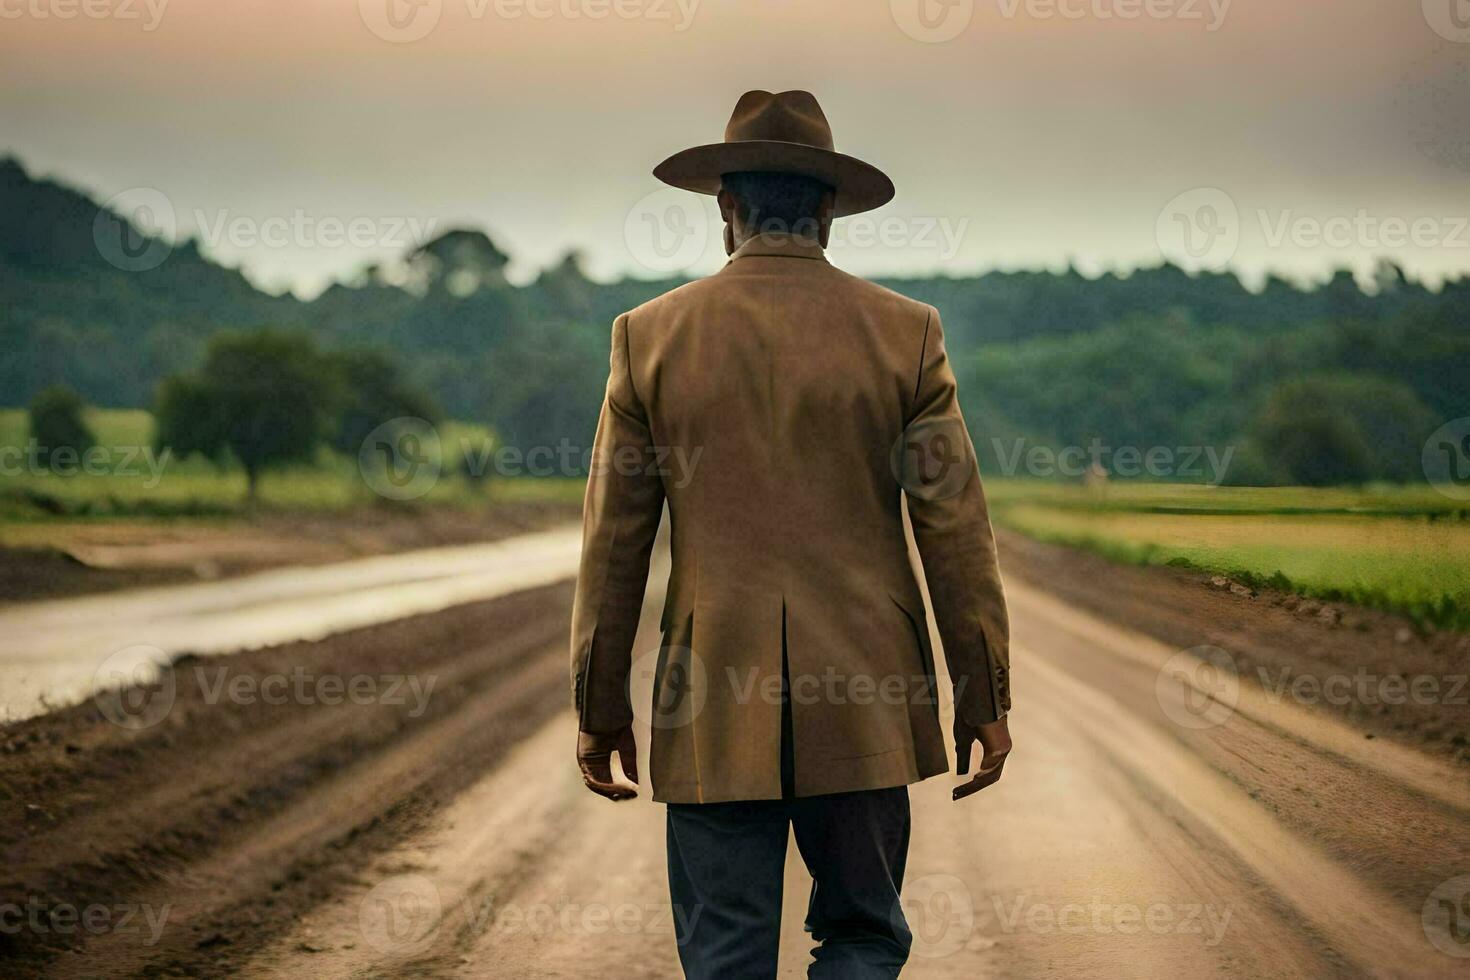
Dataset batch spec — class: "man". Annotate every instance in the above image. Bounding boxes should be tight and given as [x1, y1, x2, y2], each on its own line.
[570, 90, 1012, 979]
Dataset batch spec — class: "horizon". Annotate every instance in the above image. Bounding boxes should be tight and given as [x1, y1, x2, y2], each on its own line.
[7, 150, 1465, 303]
[3, 0, 1468, 298]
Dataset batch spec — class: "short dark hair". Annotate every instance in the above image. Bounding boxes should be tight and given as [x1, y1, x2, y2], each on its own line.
[721, 171, 832, 235]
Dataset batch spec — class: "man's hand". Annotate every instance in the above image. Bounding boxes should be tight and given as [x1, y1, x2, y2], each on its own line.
[953, 715, 1011, 801]
[577, 726, 639, 801]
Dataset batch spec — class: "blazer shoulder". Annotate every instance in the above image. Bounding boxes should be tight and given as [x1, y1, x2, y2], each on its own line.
[622, 276, 720, 326]
[829, 268, 935, 327]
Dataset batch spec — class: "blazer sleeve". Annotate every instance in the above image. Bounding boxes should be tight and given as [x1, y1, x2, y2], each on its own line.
[569, 312, 666, 733]
[903, 306, 1011, 725]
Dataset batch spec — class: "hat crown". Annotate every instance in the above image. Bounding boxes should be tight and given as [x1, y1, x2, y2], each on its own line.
[724, 90, 834, 152]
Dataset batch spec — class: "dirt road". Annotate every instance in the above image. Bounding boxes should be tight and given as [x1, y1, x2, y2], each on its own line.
[2, 530, 1467, 977]
[0, 527, 581, 723]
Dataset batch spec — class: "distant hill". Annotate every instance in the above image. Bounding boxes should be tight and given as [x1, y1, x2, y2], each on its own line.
[2, 155, 1466, 485]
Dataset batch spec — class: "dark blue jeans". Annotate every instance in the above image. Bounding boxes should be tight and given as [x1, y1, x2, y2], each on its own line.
[665, 785, 912, 979]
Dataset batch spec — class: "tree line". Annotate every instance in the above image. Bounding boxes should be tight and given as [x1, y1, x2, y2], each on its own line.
[4, 156, 1469, 490]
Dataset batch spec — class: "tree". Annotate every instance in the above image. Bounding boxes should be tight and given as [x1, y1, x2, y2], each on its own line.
[155, 330, 340, 507]
[1247, 373, 1438, 486]
[327, 349, 440, 456]
[406, 229, 510, 297]
[28, 384, 95, 465]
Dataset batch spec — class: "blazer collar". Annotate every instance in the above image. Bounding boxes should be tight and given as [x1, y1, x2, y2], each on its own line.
[727, 234, 828, 265]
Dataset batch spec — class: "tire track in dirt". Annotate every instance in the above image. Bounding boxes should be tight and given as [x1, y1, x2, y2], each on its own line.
[0, 583, 577, 979]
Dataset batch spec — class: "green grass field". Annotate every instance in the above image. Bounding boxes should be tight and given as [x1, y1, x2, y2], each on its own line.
[5, 409, 1467, 629]
[987, 479, 1470, 630]
[0, 408, 584, 521]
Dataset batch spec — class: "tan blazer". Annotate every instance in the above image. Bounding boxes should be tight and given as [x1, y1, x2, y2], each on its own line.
[571, 235, 1010, 804]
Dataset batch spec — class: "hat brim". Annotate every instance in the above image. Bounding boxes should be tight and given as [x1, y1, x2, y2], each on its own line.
[653, 140, 894, 218]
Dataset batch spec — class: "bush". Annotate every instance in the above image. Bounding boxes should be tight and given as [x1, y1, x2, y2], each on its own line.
[28, 384, 95, 465]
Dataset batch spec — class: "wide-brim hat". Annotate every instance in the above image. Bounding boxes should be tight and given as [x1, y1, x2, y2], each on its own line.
[653, 90, 895, 218]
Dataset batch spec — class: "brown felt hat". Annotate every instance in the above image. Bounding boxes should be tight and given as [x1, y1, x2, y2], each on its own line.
[653, 90, 895, 218]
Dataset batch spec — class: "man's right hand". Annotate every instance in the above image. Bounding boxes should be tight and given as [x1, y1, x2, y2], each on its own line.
[577, 726, 639, 802]
[953, 715, 1011, 801]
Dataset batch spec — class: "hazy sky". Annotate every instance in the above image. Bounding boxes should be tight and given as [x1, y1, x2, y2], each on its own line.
[2, 0, 1467, 297]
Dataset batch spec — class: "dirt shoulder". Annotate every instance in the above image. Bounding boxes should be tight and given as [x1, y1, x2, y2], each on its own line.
[0, 582, 576, 978]
[0, 500, 580, 604]
[996, 528, 1470, 765]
